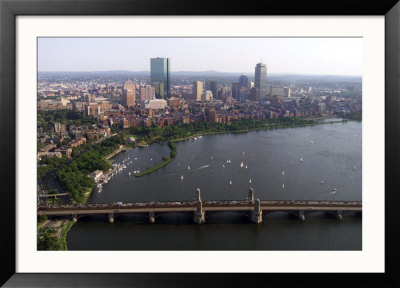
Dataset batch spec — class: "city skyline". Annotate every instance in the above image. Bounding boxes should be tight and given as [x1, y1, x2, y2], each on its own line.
[38, 38, 363, 76]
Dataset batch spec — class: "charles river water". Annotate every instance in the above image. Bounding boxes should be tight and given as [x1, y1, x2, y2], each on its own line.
[67, 121, 362, 250]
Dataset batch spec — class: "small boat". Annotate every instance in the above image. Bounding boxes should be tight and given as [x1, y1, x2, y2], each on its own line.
[240, 162, 244, 168]
[282, 170, 285, 176]
[282, 183, 285, 188]
[134, 157, 138, 160]
[181, 175, 183, 180]
[229, 180, 232, 185]
[188, 165, 191, 170]
[150, 158, 153, 161]
[222, 164, 225, 168]
[249, 179, 252, 184]
[242, 152, 245, 155]
[321, 180, 324, 184]
[300, 158, 303, 162]
[310, 140, 314, 144]
[128, 172, 131, 176]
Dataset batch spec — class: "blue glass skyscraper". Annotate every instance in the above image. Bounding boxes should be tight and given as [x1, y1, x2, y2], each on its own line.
[150, 57, 170, 99]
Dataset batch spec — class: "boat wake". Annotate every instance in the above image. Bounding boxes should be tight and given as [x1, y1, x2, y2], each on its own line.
[196, 164, 210, 170]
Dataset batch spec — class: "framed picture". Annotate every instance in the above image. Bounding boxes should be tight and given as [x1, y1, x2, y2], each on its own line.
[1, 0, 399, 286]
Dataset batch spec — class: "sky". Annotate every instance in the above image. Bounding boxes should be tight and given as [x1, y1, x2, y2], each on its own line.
[38, 38, 363, 76]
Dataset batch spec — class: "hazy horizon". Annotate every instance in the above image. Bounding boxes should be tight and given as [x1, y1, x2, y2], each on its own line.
[37, 70, 362, 78]
[38, 38, 363, 76]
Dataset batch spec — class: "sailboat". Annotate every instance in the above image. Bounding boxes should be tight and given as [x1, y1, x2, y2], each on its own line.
[128, 172, 131, 176]
[282, 170, 285, 176]
[187, 165, 191, 170]
[222, 164, 225, 168]
[249, 179, 252, 184]
[229, 180, 232, 185]
[245, 165, 248, 169]
[181, 175, 184, 180]
[321, 180, 324, 184]
[240, 162, 244, 168]
[282, 183, 285, 188]
[300, 158, 303, 162]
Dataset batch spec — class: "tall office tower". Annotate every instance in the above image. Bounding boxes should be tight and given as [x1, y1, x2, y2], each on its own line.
[231, 82, 240, 100]
[192, 81, 203, 102]
[249, 87, 260, 102]
[124, 81, 135, 92]
[123, 89, 135, 108]
[146, 85, 155, 100]
[255, 62, 267, 99]
[205, 80, 218, 100]
[139, 86, 147, 101]
[238, 74, 249, 88]
[150, 57, 170, 99]
[139, 85, 156, 101]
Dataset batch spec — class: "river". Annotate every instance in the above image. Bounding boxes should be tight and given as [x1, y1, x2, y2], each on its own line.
[67, 121, 362, 250]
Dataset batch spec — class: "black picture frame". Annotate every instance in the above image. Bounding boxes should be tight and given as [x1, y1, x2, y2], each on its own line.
[1, 0, 399, 287]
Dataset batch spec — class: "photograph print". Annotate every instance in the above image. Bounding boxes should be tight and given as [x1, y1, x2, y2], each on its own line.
[36, 37, 362, 251]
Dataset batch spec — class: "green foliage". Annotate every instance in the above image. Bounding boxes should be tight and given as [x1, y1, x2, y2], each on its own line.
[38, 214, 48, 223]
[336, 111, 362, 121]
[37, 109, 96, 130]
[37, 232, 60, 250]
[56, 135, 125, 203]
[37, 155, 67, 181]
[126, 118, 315, 144]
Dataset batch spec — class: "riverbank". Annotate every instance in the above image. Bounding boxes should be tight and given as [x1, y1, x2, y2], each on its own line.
[59, 220, 74, 250]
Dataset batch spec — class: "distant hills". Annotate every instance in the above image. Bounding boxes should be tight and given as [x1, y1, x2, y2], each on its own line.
[38, 70, 361, 82]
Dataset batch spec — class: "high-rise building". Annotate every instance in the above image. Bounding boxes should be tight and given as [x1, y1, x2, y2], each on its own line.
[205, 80, 218, 100]
[123, 89, 135, 108]
[139, 85, 156, 101]
[239, 74, 249, 89]
[202, 90, 214, 102]
[124, 81, 135, 92]
[192, 81, 203, 102]
[255, 63, 267, 99]
[232, 82, 240, 100]
[150, 57, 170, 99]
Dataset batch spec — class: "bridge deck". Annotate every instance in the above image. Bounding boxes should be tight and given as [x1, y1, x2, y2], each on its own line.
[38, 200, 362, 216]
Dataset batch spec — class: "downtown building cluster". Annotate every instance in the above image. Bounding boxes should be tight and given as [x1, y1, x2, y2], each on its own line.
[37, 57, 362, 149]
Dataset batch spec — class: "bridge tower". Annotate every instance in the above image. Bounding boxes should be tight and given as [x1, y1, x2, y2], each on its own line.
[248, 188, 255, 201]
[194, 200, 205, 224]
[195, 188, 201, 202]
[250, 199, 262, 223]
